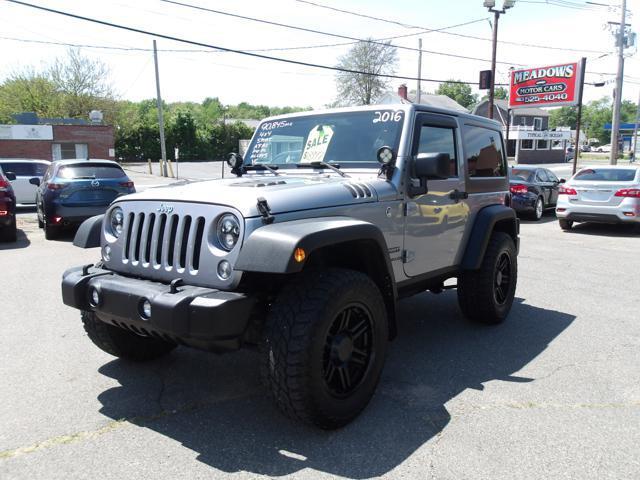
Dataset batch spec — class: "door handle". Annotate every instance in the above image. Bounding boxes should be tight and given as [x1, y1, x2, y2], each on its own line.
[449, 190, 468, 201]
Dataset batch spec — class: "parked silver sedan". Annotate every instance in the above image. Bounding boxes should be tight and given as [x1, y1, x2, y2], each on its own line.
[556, 165, 640, 230]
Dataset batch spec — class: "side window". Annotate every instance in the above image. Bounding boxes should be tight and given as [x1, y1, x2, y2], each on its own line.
[545, 169, 559, 183]
[535, 170, 549, 182]
[416, 125, 457, 177]
[464, 126, 506, 178]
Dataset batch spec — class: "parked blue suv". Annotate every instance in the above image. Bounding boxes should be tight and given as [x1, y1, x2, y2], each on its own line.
[34, 159, 135, 239]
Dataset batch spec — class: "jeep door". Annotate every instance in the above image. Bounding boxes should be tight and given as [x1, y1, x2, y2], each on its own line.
[403, 113, 468, 277]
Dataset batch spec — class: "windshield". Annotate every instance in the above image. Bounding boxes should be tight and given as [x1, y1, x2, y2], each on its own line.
[574, 168, 637, 182]
[246, 110, 405, 168]
[57, 163, 127, 179]
[510, 168, 534, 182]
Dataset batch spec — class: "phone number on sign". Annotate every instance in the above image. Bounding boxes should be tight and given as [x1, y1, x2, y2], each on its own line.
[517, 93, 569, 104]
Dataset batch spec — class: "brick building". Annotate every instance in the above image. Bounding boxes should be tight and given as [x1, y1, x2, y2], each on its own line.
[0, 114, 115, 161]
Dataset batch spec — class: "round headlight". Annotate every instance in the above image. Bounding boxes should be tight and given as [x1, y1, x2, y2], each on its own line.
[109, 207, 124, 238]
[216, 214, 240, 251]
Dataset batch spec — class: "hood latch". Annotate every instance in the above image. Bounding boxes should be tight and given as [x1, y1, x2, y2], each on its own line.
[256, 197, 275, 224]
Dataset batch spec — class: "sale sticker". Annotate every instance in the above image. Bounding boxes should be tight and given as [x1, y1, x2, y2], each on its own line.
[509, 62, 581, 109]
[300, 125, 334, 163]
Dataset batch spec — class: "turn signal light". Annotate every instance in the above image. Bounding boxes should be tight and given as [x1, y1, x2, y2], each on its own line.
[47, 183, 67, 190]
[509, 184, 528, 195]
[293, 248, 306, 263]
[0, 210, 8, 216]
[0, 179, 10, 189]
[119, 181, 134, 188]
[558, 185, 577, 195]
[614, 188, 640, 198]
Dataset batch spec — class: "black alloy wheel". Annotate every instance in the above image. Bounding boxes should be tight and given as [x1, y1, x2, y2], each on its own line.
[322, 303, 374, 397]
[494, 252, 512, 305]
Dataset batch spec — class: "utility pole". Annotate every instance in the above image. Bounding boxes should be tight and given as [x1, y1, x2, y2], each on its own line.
[153, 40, 168, 177]
[610, 0, 626, 165]
[417, 38, 422, 104]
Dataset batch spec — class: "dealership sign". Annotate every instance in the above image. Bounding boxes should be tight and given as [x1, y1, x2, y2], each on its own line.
[0, 125, 53, 140]
[509, 62, 581, 109]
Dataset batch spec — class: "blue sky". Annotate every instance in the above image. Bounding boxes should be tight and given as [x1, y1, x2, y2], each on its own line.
[0, 0, 638, 108]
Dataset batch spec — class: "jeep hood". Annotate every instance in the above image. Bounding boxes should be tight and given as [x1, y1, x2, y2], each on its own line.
[119, 174, 383, 217]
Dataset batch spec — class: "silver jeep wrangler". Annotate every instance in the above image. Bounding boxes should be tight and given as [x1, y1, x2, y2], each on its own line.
[62, 104, 519, 429]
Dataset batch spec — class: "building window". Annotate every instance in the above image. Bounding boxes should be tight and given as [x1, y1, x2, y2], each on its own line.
[521, 139, 534, 150]
[533, 117, 543, 131]
[520, 117, 527, 126]
[552, 140, 564, 150]
[463, 126, 506, 178]
[536, 139, 549, 149]
[52, 143, 88, 160]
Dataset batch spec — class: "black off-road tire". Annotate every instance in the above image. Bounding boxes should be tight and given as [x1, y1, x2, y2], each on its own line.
[81, 310, 176, 361]
[457, 232, 517, 325]
[0, 217, 17, 242]
[559, 219, 573, 230]
[261, 268, 388, 429]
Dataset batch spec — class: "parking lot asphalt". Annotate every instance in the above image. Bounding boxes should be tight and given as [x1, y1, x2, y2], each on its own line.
[1, 206, 639, 479]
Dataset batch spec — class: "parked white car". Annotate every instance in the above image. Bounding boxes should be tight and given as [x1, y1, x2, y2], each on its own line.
[596, 144, 612, 153]
[0, 159, 50, 206]
[556, 165, 640, 230]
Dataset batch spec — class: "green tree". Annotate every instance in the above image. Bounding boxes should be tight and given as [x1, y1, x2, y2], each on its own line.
[0, 70, 63, 122]
[435, 80, 478, 109]
[334, 39, 398, 106]
[549, 106, 577, 129]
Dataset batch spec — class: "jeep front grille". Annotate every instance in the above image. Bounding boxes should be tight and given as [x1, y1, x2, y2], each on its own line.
[123, 212, 206, 272]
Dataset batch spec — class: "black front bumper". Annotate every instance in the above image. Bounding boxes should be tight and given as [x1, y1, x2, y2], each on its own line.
[62, 266, 257, 352]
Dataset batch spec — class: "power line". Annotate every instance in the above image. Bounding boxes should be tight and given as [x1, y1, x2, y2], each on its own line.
[5, 0, 505, 86]
[157, 0, 526, 66]
[295, 0, 610, 54]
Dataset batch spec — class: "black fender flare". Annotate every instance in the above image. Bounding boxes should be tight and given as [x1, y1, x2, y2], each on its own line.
[73, 215, 104, 248]
[461, 205, 519, 270]
[236, 217, 393, 276]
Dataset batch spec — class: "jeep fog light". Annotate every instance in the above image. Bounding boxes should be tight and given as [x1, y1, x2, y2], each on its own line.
[90, 288, 101, 307]
[140, 299, 152, 320]
[217, 260, 232, 280]
[216, 214, 240, 251]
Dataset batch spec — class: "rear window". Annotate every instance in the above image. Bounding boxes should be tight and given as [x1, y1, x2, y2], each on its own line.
[0, 162, 48, 177]
[57, 163, 126, 179]
[510, 168, 534, 182]
[574, 168, 637, 182]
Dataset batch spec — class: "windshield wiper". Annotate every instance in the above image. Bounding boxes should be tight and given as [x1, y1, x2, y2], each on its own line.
[245, 163, 280, 176]
[296, 161, 348, 178]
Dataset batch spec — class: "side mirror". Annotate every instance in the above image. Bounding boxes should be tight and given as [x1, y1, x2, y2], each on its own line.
[227, 152, 244, 177]
[408, 153, 451, 197]
[559, 178, 566, 184]
[29, 177, 41, 186]
[4, 172, 16, 181]
[413, 153, 450, 180]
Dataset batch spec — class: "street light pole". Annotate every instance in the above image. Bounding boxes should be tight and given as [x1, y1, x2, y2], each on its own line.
[484, 1, 515, 120]
[488, 10, 499, 120]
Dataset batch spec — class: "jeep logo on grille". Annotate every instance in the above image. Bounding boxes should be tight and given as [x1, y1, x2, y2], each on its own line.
[157, 203, 174, 214]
